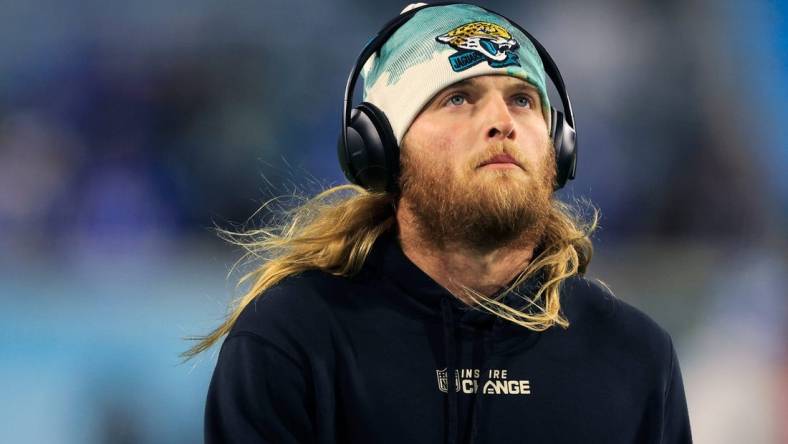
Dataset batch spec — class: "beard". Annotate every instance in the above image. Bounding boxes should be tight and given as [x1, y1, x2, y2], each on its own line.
[397, 137, 556, 253]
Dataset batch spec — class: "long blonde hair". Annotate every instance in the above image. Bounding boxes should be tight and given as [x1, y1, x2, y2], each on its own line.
[181, 183, 599, 361]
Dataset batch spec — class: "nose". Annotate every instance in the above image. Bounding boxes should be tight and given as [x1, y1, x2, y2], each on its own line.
[483, 95, 516, 142]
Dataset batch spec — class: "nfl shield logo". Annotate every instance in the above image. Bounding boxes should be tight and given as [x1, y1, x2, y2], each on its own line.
[436, 368, 460, 393]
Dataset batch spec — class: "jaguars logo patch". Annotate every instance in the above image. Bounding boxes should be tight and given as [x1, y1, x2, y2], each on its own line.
[435, 21, 521, 72]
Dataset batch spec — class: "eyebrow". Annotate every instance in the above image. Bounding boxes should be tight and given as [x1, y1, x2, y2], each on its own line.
[444, 78, 540, 95]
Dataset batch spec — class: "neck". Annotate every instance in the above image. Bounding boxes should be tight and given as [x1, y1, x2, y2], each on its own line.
[395, 206, 536, 306]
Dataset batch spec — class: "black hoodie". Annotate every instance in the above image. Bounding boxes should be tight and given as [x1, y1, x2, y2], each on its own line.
[205, 230, 692, 443]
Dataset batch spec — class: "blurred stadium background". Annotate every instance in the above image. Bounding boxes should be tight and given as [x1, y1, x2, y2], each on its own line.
[0, 0, 785, 442]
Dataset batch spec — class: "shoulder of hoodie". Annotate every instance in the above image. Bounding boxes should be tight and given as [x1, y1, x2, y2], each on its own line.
[226, 268, 359, 353]
[559, 274, 677, 365]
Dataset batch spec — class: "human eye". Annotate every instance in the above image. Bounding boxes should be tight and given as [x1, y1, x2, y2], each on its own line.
[512, 94, 533, 108]
[444, 93, 468, 107]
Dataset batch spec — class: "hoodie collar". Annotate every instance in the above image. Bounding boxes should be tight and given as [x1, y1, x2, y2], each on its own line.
[367, 229, 547, 328]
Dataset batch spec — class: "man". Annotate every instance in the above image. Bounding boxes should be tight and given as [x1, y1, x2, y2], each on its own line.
[192, 3, 692, 443]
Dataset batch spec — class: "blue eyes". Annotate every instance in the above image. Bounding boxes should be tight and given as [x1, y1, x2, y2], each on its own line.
[514, 96, 532, 108]
[448, 95, 466, 106]
[444, 93, 533, 108]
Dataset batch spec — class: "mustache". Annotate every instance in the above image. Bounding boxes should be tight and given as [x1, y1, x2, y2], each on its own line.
[474, 141, 525, 169]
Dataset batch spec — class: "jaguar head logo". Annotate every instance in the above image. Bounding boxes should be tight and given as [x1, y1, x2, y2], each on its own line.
[436, 21, 521, 71]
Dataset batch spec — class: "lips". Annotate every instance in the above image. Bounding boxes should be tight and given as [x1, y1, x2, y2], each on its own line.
[480, 154, 521, 168]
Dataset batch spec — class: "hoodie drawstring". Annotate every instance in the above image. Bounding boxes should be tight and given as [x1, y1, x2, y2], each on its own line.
[440, 297, 459, 444]
[468, 316, 502, 444]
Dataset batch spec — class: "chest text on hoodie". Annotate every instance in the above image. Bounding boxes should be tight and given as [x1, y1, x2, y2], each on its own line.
[436, 368, 531, 395]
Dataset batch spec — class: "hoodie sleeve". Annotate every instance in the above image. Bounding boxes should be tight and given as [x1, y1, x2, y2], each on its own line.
[661, 338, 693, 443]
[204, 332, 315, 444]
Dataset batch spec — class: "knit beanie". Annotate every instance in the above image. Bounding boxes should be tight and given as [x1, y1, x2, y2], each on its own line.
[361, 3, 551, 145]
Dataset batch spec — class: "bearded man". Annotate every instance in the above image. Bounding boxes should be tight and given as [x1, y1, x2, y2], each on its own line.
[190, 3, 692, 443]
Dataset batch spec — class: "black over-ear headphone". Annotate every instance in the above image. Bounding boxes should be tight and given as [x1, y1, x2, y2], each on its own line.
[338, 2, 577, 193]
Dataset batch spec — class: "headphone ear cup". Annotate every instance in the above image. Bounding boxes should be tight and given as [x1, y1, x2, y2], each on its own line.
[337, 109, 363, 185]
[337, 102, 399, 193]
[550, 107, 577, 191]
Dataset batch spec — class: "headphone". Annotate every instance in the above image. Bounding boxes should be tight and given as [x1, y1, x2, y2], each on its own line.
[338, 2, 577, 193]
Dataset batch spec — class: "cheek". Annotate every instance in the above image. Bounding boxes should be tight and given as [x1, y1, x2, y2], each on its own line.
[404, 115, 474, 172]
[412, 122, 460, 150]
[405, 127, 457, 160]
[524, 147, 543, 167]
[520, 121, 551, 157]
